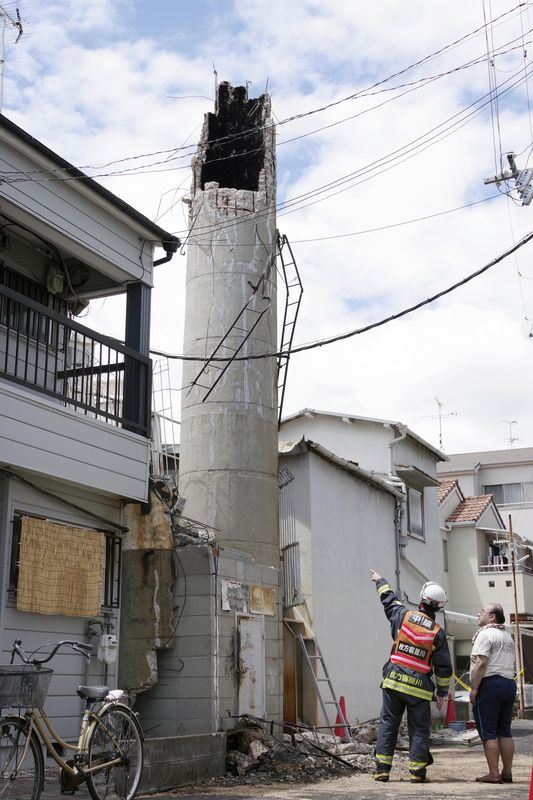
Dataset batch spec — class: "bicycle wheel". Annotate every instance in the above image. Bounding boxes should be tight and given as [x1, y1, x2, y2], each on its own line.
[86, 705, 143, 800]
[0, 716, 42, 800]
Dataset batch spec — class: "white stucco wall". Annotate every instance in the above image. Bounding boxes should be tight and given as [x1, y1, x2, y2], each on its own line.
[447, 527, 485, 618]
[283, 449, 398, 723]
[281, 416, 393, 474]
[438, 471, 477, 497]
[279, 418, 447, 722]
[401, 485, 443, 585]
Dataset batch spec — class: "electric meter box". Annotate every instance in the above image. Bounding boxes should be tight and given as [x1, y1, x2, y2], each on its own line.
[97, 634, 118, 664]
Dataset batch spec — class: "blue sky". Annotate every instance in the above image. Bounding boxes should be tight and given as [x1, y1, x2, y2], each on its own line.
[123, 1, 227, 49]
[5, 0, 533, 452]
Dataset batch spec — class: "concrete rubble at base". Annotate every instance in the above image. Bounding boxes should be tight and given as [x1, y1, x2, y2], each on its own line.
[212, 717, 411, 786]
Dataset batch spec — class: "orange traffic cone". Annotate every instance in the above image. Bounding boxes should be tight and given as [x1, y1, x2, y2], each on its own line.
[335, 695, 349, 739]
[444, 692, 456, 726]
[528, 764, 533, 800]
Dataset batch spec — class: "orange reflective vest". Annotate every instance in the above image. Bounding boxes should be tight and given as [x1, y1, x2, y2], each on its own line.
[390, 610, 441, 674]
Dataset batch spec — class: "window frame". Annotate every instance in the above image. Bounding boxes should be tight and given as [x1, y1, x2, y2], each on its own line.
[483, 482, 524, 506]
[8, 512, 121, 611]
[407, 486, 425, 540]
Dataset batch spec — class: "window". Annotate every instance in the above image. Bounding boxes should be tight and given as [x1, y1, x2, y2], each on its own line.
[407, 487, 424, 539]
[483, 483, 523, 505]
[442, 539, 448, 572]
[9, 513, 121, 610]
[489, 580, 495, 587]
[506, 580, 512, 587]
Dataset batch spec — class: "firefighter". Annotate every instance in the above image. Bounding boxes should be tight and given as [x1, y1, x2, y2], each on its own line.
[370, 569, 452, 783]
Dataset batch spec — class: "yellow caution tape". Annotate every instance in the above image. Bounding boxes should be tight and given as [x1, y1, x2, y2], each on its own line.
[452, 673, 471, 691]
[453, 669, 524, 691]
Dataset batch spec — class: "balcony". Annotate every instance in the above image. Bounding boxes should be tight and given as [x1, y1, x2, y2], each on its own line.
[0, 283, 151, 437]
[479, 563, 533, 575]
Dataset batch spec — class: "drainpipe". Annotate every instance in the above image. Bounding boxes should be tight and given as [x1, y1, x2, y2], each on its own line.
[154, 240, 180, 267]
[385, 424, 408, 595]
[393, 497, 403, 595]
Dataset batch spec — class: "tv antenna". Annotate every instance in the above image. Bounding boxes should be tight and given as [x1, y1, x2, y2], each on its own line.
[0, 5, 23, 113]
[423, 397, 457, 451]
[502, 419, 518, 448]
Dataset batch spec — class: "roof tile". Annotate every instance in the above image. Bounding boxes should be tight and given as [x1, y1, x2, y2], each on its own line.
[446, 495, 493, 523]
[438, 479, 461, 505]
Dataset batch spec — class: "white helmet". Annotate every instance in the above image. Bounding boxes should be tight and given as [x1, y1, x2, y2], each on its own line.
[420, 581, 447, 609]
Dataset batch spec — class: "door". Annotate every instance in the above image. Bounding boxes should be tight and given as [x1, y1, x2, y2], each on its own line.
[237, 615, 265, 717]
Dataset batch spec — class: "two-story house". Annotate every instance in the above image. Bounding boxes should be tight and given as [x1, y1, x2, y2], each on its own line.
[0, 114, 179, 740]
[437, 447, 533, 546]
[279, 409, 448, 726]
[437, 449, 533, 690]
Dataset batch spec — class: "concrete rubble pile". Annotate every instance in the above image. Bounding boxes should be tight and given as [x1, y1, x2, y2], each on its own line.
[212, 718, 410, 785]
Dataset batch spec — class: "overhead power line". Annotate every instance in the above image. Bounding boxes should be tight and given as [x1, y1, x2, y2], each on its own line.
[151, 227, 533, 363]
[3, 35, 530, 188]
[1, 4, 530, 184]
[182, 193, 500, 247]
[160, 60, 533, 241]
[285, 194, 501, 243]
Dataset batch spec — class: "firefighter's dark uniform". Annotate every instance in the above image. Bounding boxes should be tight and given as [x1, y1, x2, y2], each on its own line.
[374, 577, 452, 781]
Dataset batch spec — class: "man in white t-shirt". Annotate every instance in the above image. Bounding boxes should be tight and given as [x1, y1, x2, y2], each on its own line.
[469, 603, 516, 784]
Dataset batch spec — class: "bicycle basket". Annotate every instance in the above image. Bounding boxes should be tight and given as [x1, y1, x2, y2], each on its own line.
[0, 665, 53, 708]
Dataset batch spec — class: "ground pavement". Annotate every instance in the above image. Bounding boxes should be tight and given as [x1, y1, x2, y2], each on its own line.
[40, 720, 533, 800]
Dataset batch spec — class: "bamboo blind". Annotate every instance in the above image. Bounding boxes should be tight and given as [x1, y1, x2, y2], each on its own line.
[17, 516, 105, 617]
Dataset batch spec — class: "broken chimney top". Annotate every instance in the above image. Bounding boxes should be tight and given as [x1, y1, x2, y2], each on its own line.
[200, 81, 272, 192]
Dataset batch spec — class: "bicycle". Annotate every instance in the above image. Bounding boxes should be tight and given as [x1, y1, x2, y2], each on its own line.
[0, 638, 143, 799]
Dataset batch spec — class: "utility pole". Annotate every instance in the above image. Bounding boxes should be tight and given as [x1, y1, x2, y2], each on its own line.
[0, 5, 23, 113]
[484, 152, 533, 206]
[508, 516, 526, 719]
[502, 419, 518, 448]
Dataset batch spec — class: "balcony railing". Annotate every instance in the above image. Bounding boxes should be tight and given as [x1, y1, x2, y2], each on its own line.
[479, 563, 533, 575]
[0, 284, 151, 437]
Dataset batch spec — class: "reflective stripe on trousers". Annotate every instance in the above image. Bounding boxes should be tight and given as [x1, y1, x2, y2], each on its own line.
[375, 687, 432, 776]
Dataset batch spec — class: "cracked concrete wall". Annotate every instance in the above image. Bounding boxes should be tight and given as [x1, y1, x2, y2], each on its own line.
[118, 491, 175, 693]
[134, 544, 218, 736]
[216, 549, 283, 728]
[180, 82, 279, 570]
[135, 543, 283, 735]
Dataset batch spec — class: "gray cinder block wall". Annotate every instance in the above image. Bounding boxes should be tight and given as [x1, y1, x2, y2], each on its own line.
[136, 543, 282, 736]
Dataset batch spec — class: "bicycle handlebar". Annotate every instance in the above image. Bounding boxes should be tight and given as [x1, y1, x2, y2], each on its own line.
[10, 639, 93, 665]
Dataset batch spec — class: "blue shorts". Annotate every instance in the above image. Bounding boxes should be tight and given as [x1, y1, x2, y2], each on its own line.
[473, 675, 516, 740]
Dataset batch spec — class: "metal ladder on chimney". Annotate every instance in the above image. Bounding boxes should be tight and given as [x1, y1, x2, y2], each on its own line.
[277, 233, 303, 427]
[185, 225, 276, 401]
[297, 633, 350, 742]
[187, 231, 303, 407]
[188, 296, 270, 402]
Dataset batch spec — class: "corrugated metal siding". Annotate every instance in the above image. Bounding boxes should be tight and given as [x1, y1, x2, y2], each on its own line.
[0, 477, 120, 741]
[280, 467, 303, 608]
[0, 139, 154, 284]
[0, 379, 150, 502]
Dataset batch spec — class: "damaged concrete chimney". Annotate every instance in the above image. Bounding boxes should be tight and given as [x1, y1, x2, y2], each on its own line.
[180, 81, 278, 567]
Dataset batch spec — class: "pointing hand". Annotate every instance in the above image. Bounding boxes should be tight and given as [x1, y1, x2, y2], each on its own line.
[369, 569, 382, 582]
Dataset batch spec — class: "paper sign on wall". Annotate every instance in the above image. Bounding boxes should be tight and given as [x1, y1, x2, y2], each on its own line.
[250, 585, 276, 616]
[221, 579, 249, 612]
